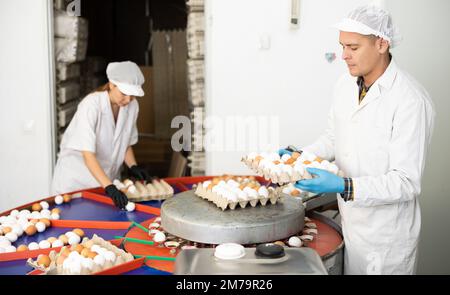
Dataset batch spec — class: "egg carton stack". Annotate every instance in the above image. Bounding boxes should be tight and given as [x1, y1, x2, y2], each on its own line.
[80, 56, 108, 96]
[53, 3, 89, 150]
[242, 151, 343, 185]
[27, 234, 135, 275]
[194, 176, 281, 211]
[113, 179, 174, 202]
[186, 0, 206, 177]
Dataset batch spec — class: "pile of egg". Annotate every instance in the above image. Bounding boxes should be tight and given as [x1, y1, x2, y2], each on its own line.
[194, 176, 281, 211]
[281, 183, 310, 198]
[29, 234, 134, 275]
[273, 217, 319, 248]
[242, 151, 342, 185]
[113, 179, 174, 202]
[0, 200, 65, 254]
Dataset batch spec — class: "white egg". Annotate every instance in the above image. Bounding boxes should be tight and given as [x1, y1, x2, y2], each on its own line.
[0, 216, 7, 223]
[54, 195, 64, 205]
[40, 209, 51, 218]
[50, 213, 60, 220]
[28, 242, 40, 250]
[237, 191, 248, 201]
[5, 232, 18, 243]
[19, 210, 31, 219]
[91, 245, 101, 253]
[258, 186, 269, 198]
[154, 217, 162, 223]
[5, 246, 16, 253]
[0, 237, 12, 248]
[35, 221, 46, 233]
[38, 240, 51, 249]
[68, 251, 81, 259]
[202, 181, 211, 188]
[0, 247, 5, 254]
[247, 152, 258, 160]
[281, 154, 292, 162]
[125, 202, 135, 212]
[282, 164, 293, 175]
[93, 254, 105, 266]
[218, 180, 226, 186]
[68, 235, 81, 245]
[51, 240, 64, 248]
[39, 201, 49, 210]
[128, 185, 138, 194]
[288, 236, 303, 248]
[282, 186, 294, 195]
[153, 231, 166, 243]
[103, 251, 116, 262]
[11, 225, 23, 236]
[30, 211, 42, 220]
[10, 210, 20, 218]
[81, 257, 94, 270]
[149, 223, 160, 229]
[70, 261, 82, 275]
[268, 152, 281, 162]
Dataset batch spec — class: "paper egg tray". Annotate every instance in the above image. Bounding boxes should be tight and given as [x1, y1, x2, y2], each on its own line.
[115, 179, 174, 202]
[194, 184, 281, 211]
[27, 234, 134, 275]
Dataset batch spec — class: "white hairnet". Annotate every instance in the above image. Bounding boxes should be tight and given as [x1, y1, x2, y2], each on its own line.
[106, 61, 145, 97]
[333, 5, 402, 48]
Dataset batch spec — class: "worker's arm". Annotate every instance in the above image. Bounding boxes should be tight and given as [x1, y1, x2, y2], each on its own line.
[124, 146, 138, 168]
[82, 151, 113, 188]
[351, 96, 435, 207]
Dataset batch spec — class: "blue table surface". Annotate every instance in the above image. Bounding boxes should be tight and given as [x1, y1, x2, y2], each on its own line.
[0, 191, 179, 275]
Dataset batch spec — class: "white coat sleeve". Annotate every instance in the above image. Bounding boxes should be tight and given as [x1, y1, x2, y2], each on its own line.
[352, 96, 435, 207]
[64, 100, 98, 153]
[302, 104, 335, 161]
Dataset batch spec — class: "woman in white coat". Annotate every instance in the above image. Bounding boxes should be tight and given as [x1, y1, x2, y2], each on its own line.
[52, 61, 149, 209]
[280, 6, 435, 274]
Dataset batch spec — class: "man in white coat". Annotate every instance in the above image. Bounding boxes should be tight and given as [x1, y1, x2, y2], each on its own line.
[281, 6, 435, 274]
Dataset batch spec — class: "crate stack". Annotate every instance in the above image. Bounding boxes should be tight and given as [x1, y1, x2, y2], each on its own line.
[53, 0, 88, 148]
[186, 0, 205, 176]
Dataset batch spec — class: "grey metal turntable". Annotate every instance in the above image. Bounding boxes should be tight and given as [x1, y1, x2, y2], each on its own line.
[161, 190, 305, 245]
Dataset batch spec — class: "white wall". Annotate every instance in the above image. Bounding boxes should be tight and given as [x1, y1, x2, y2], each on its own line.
[205, 0, 373, 175]
[387, 0, 450, 275]
[0, 0, 55, 211]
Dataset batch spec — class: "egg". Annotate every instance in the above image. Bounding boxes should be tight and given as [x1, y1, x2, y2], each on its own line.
[54, 195, 64, 205]
[51, 208, 61, 215]
[72, 244, 84, 254]
[30, 219, 39, 225]
[87, 251, 97, 259]
[288, 236, 303, 248]
[51, 213, 60, 220]
[2, 226, 12, 234]
[281, 154, 292, 162]
[35, 221, 46, 233]
[153, 231, 166, 243]
[291, 152, 301, 160]
[93, 254, 105, 267]
[155, 217, 162, 223]
[5, 232, 18, 243]
[103, 251, 116, 262]
[17, 245, 29, 252]
[0, 248, 5, 254]
[149, 223, 160, 229]
[10, 209, 20, 218]
[56, 255, 67, 266]
[31, 203, 42, 212]
[83, 239, 94, 249]
[68, 235, 81, 246]
[125, 202, 136, 212]
[39, 218, 51, 227]
[19, 209, 31, 219]
[0, 237, 11, 248]
[80, 248, 90, 258]
[274, 241, 286, 247]
[5, 246, 16, 253]
[72, 228, 85, 238]
[90, 245, 101, 253]
[63, 194, 72, 203]
[37, 255, 51, 268]
[38, 240, 51, 249]
[81, 257, 94, 271]
[40, 209, 51, 219]
[25, 225, 37, 236]
[28, 242, 40, 251]
[58, 234, 69, 245]
[60, 247, 71, 257]
[39, 201, 49, 210]
[11, 225, 24, 236]
[51, 239, 64, 248]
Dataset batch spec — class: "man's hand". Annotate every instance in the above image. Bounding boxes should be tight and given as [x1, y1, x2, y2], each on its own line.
[295, 168, 344, 194]
[105, 184, 128, 209]
[130, 165, 149, 182]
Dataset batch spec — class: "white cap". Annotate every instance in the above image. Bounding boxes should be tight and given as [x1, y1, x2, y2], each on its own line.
[106, 61, 145, 97]
[333, 5, 402, 48]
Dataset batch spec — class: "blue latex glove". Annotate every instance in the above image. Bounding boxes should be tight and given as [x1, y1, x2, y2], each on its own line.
[278, 149, 292, 157]
[294, 168, 345, 194]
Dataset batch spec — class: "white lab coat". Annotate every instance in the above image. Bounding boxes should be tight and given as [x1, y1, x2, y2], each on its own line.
[303, 58, 435, 275]
[51, 91, 139, 194]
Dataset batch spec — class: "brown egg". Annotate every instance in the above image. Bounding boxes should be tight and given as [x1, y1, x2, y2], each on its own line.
[273, 160, 280, 165]
[285, 158, 296, 165]
[314, 157, 323, 163]
[63, 194, 72, 203]
[303, 160, 312, 165]
[274, 241, 286, 247]
[40, 218, 51, 227]
[72, 244, 84, 254]
[58, 234, 69, 245]
[37, 255, 51, 268]
[17, 245, 29, 252]
[56, 255, 67, 266]
[2, 226, 12, 234]
[207, 183, 213, 190]
[248, 176, 256, 181]
[51, 208, 61, 215]
[291, 190, 300, 196]
[83, 239, 94, 249]
[239, 184, 246, 190]
[47, 237, 57, 244]
[25, 225, 37, 236]
[60, 246, 71, 257]
[87, 251, 97, 259]
[72, 228, 85, 238]
[291, 152, 301, 160]
[212, 178, 220, 185]
[30, 219, 39, 225]
[31, 203, 42, 212]
[81, 248, 90, 258]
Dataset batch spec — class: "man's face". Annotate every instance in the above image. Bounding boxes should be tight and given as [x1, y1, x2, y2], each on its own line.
[339, 31, 383, 77]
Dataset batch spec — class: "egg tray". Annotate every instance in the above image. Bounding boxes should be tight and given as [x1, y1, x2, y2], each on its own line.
[241, 154, 343, 185]
[26, 234, 134, 275]
[114, 179, 174, 202]
[194, 184, 282, 211]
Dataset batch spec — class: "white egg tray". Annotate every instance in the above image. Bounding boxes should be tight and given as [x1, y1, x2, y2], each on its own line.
[242, 151, 343, 185]
[27, 234, 134, 275]
[194, 181, 281, 211]
[113, 179, 174, 202]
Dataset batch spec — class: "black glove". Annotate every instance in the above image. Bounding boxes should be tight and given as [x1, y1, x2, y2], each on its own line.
[130, 165, 149, 181]
[105, 184, 128, 209]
